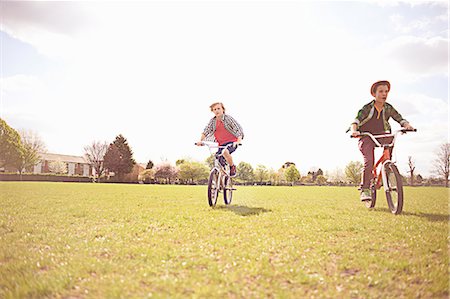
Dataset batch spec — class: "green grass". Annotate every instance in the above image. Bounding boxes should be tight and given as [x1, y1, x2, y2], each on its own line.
[0, 182, 448, 298]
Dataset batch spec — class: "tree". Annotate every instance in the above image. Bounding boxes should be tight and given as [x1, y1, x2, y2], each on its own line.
[84, 141, 108, 182]
[12, 129, 47, 177]
[267, 168, 278, 185]
[237, 162, 254, 184]
[407, 156, 415, 186]
[254, 164, 269, 184]
[176, 159, 186, 166]
[154, 162, 179, 184]
[300, 173, 314, 184]
[433, 143, 450, 187]
[0, 118, 24, 169]
[345, 161, 363, 185]
[317, 168, 324, 176]
[285, 165, 301, 186]
[48, 160, 67, 174]
[307, 167, 323, 182]
[316, 175, 327, 186]
[178, 161, 209, 184]
[146, 160, 154, 169]
[326, 167, 345, 185]
[276, 168, 286, 185]
[103, 135, 136, 181]
[139, 168, 155, 183]
[416, 174, 423, 185]
[282, 162, 296, 169]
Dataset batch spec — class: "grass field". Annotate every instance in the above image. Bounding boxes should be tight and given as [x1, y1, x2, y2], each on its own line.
[0, 182, 448, 298]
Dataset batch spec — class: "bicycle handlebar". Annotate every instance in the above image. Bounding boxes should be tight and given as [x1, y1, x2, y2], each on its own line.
[350, 129, 417, 147]
[195, 141, 242, 149]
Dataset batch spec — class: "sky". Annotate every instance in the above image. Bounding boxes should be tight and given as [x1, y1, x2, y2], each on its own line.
[0, 0, 448, 177]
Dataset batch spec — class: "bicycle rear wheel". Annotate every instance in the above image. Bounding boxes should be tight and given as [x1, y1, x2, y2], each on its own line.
[223, 176, 233, 205]
[384, 162, 404, 214]
[208, 169, 219, 207]
[365, 182, 377, 208]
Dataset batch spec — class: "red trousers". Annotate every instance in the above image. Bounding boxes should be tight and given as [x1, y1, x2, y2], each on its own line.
[358, 136, 393, 189]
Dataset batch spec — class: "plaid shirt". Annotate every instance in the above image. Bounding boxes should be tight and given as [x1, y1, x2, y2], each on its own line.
[203, 114, 244, 142]
[351, 100, 408, 133]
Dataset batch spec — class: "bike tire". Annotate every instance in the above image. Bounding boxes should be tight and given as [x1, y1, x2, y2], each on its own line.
[384, 162, 404, 214]
[208, 169, 219, 207]
[223, 176, 233, 205]
[365, 182, 377, 208]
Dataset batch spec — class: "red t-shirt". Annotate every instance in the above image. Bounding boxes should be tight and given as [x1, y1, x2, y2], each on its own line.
[214, 118, 238, 145]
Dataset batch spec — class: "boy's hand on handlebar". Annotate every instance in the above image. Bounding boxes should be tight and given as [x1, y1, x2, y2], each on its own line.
[351, 131, 361, 138]
[403, 123, 415, 131]
[196, 141, 204, 146]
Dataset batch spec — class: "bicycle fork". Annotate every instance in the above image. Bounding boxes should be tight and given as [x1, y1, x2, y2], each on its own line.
[372, 148, 392, 189]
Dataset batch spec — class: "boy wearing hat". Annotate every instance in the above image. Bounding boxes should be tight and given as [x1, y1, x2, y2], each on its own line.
[350, 81, 414, 201]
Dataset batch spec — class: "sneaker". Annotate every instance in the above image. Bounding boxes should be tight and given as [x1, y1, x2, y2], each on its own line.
[230, 165, 237, 177]
[360, 189, 371, 201]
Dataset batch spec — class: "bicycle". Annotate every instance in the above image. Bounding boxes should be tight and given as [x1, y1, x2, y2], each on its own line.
[197, 141, 239, 207]
[351, 128, 417, 214]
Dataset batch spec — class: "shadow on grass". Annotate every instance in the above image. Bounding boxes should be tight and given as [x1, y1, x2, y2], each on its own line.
[374, 208, 449, 222]
[216, 205, 272, 216]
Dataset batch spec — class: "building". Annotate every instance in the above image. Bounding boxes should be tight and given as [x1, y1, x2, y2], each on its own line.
[33, 153, 92, 177]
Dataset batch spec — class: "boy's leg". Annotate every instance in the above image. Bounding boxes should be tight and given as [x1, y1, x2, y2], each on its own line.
[222, 149, 234, 166]
[358, 137, 375, 200]
[222, 143, 238, 177]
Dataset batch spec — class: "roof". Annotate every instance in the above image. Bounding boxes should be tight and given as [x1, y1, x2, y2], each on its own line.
[39, 152, 89, 164]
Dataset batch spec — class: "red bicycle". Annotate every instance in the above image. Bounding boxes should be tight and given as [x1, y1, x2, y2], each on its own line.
[352, 129, 416, 214]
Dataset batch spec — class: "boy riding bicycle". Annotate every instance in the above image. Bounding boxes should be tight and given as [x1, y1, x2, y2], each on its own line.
[196, 102, 244, 177]
[349, 81, 415, 201]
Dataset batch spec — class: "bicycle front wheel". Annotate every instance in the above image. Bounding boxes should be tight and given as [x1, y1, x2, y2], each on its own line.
[223, 176, 233, 205]
[384, 162, 404, 214]
[208, 169, 220, 207]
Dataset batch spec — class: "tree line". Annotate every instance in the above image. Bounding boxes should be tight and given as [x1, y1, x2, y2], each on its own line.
[1, 118, 449, 187]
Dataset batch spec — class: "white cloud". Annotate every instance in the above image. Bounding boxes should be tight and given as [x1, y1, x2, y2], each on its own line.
[373, 0, 448, 8]
[390, 14, 430, 34]
[0, 2, 93, 59]
[1, 74, 42, 93]
[1, 1, 90, 35]
[390, 9, 448, 38]
[383, 36, 448, 75]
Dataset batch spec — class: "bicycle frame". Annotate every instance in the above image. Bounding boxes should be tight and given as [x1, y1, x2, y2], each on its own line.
[201, 141, 231, 179]
[197, 141, 238, 206]
[357, 130, 406, 190]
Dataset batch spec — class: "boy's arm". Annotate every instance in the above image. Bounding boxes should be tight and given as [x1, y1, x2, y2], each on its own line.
[226, 115, 244, 140]
[353, 104, 370, 126]
[202, 118, 215, 137]
[347, 103, 369, 134]
[197, 118, 214, 146]
[350, 123, 359, 137]
[196, 134, 206, 146]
